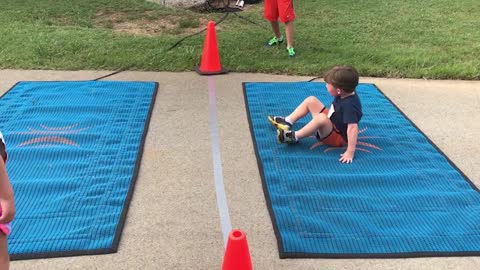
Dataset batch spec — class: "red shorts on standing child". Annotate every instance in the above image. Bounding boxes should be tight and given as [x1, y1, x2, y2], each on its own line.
[264, 0, 295, 23]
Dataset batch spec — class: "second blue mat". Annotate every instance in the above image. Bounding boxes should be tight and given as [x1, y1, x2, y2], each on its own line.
[244, 82, 480, 258]
[0, 81, 157, 259]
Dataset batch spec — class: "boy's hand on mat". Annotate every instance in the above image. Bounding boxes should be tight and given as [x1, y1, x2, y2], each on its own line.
[0, 198, 15, 224]
[339, 152, 354, 164]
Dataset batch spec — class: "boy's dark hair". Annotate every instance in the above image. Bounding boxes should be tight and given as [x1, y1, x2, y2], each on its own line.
[324, 65, 359, 93]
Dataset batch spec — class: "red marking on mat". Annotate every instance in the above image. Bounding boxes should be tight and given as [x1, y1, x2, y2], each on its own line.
[19, 136, 79, 147]
[15, 123, 89, 148]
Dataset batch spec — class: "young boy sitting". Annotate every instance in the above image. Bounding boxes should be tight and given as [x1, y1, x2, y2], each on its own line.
[268, 65, 362, 163]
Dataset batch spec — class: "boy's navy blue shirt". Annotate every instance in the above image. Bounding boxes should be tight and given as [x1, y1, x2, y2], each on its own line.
[330, 93, 362, 141]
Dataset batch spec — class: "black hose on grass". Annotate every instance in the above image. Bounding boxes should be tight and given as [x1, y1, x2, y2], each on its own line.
[93, 1, 266, 81]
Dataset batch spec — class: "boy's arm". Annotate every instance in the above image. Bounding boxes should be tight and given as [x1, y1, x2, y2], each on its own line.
[339, 123, 358, 163]
[0, 158, 15, 224]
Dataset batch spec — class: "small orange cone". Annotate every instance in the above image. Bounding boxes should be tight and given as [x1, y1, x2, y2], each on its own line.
[222, 229, 253, 270]
[195, 21, 228, 75]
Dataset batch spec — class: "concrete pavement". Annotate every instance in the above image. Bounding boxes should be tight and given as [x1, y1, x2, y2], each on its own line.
[1, 70, 479, 270]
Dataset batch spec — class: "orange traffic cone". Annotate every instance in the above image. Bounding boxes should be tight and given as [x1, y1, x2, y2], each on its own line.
[195, 21, 228, 75]
[222, 229, 252, 270]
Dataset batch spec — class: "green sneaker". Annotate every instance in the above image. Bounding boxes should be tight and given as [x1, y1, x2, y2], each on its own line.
[287, 47, 296, 57]
[266, 36, 284, 47]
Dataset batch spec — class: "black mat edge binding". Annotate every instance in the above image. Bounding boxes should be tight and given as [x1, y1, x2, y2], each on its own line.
[242, 81, 480, 259]
[6, 81, 159, 260]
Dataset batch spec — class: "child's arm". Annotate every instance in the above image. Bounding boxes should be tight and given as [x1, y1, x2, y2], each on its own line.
[339, 123, 358, 163]
[0, 159, 15, 224]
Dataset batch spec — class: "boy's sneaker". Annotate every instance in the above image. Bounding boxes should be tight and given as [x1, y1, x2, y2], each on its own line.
[266, 36, 284, 47]
[277, 129, 298, 144]
[268, 115, 292, 130]
[287, 47, 296, 57]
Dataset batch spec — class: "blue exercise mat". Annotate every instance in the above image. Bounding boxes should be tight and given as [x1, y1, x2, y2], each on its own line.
[0, 81, 157, 259]
[244, 82, 480, 258]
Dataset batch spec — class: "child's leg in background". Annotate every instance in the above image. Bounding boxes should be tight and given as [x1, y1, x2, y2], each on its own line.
[287, 96, 325, 123]
[285, 21, 294, 48]
[278, 0, 295, 48]
[0, 233, 9, 270]
[270, 21, 282, 39]
[264, 0, 282, 38]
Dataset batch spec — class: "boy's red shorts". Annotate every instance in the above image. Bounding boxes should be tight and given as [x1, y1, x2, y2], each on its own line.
[264, 0, 295, 23]
[316, 108, 346, 147]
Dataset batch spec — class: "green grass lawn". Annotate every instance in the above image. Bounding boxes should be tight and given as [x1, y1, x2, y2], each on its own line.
[0, 0, 478, 79]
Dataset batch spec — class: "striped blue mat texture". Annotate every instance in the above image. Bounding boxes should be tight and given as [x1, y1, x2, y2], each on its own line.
[244, 82, 480, 258]
[0, 81, 157, 259]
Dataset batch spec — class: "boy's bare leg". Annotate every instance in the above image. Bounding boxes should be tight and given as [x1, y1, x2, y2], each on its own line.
[0, 234, 9, 270]
[285, 20, 294, 48]
[270, 21, 282, 38]
[295, 113, 333, 140]
[287, 96, 325, 123]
